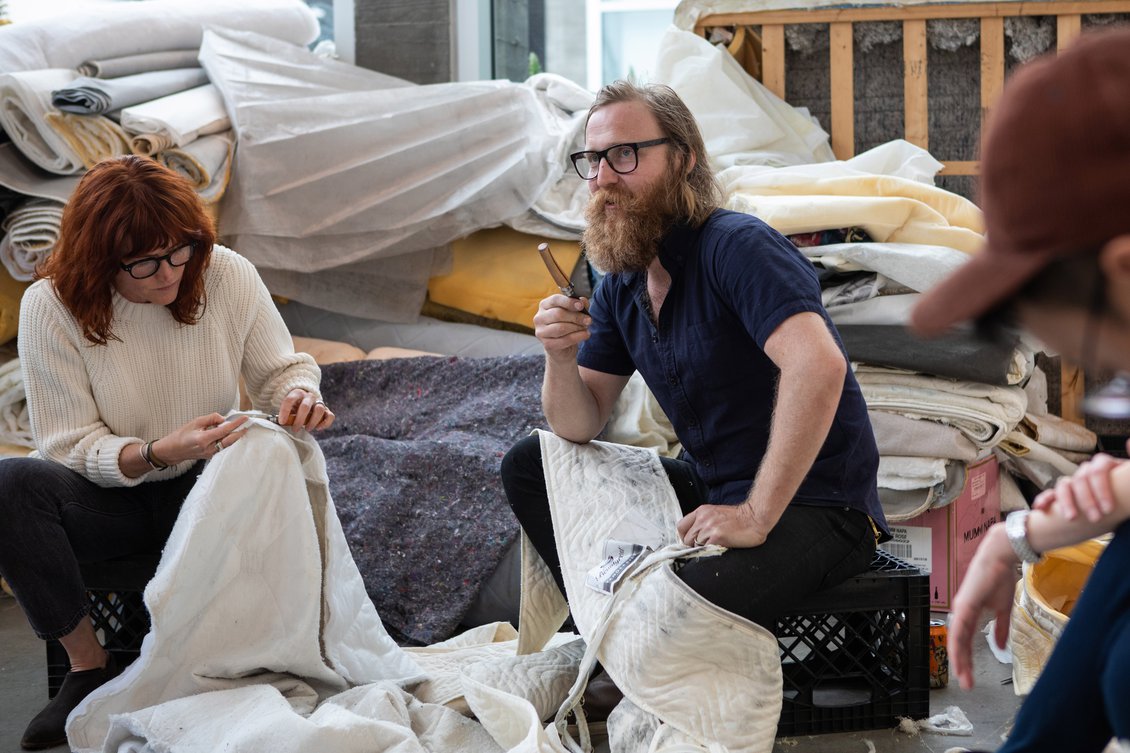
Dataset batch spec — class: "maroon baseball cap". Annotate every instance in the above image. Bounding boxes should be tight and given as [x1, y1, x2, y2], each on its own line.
[911, 28, 1130, 337]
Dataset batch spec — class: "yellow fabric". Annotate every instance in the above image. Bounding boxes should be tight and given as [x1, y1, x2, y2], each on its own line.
[427, 227, 583, 330]
[724, 171, 984, 254]
[1009, 537, 1106, 694]
[0, 265, 31, 345]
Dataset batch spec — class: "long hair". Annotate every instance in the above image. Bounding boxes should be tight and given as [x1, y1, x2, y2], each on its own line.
[39, 155, 215, 345]
[586, 81, 721, 227]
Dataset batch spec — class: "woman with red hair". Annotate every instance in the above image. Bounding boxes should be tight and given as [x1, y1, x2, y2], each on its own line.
[0, 155, 335, 750]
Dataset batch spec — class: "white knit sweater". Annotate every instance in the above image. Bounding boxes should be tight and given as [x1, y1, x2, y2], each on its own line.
[17, 245, 321, 487]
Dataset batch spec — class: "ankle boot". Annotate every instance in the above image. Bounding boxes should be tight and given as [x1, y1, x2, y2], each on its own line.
[21, 653, 121, 750]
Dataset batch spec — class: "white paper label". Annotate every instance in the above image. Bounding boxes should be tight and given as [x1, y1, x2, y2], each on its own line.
[585, 539, 650, 595]
[880, 525, 932, 574]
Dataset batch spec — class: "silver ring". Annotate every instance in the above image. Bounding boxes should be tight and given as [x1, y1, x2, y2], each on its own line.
[314, 400, 326, 408]
[214, 440, 224, 453]
[693, 538, 702, 547]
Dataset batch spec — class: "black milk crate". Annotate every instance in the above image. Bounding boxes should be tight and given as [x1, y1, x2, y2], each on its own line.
[45, 554, 159, 698]
[774, 549, 930, 736]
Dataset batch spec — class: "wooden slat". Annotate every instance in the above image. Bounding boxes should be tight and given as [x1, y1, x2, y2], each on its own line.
[695, 1, 1130, 29]
[981, 17, 1005, 129]
[939, 160, 979, 175]
[829, 22, 854, 160]
[903, 19, 928, 150]
[761, 24, 786, 99]
[1057, 14, 1082, 50]
[1061, 363, 1087, 425]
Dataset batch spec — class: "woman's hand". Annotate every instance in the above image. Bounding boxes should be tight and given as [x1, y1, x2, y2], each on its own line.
[947, 523, 1020, 690]
[1033, 453, 1123, 522]
[152, 413, 251, 465]
[278, 388, 335, 432]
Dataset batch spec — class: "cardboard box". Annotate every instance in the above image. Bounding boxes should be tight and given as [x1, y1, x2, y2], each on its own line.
[879, 455, 1001, 610]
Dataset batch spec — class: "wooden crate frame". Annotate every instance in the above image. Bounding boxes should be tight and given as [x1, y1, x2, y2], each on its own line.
[695, 1, 1130, 422]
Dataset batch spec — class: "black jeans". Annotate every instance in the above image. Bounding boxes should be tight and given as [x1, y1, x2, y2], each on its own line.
[0, 457, 199, 639]
[501, 434, 876, 631]
[998, 524, 1130, 752]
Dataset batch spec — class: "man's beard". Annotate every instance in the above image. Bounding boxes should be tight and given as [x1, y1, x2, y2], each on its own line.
[582, 177, 679, 275]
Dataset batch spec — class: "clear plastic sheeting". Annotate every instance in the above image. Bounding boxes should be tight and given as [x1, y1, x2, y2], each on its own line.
[0, 0, 318, 74]
[199, 28, 560, 321]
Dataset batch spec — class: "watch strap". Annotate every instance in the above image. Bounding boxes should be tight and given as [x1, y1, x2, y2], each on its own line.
[1005, 510, 1042, 564]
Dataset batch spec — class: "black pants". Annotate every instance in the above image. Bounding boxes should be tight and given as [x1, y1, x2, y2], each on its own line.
[0, 457, 199, 639]
[500, 434, 876, 631]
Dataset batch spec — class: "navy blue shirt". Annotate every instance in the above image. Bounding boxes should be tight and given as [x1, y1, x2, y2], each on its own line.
[578, 209, 887, 536]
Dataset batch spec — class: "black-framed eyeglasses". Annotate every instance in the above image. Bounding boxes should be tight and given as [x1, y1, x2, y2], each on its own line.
[119, 243, 194, 280]
[570, 138, 671, 181]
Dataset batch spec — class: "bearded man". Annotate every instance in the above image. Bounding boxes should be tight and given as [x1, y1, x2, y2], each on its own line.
[500, 81, 887, 719]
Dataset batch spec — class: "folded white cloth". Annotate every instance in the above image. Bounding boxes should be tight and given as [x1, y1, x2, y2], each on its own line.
[51, 67, 209, 115]
[0, 358, 32, 448]
[856, 366, 1028, 449]
[0, 198, 65, 281]
[1019, 412, 1097, 454]
[995, 431, 1081, 491]
[0, 0, 318, 74]
[0, 69, 85, 174]
[869, 410, 980, 462]
[77, 49, 201, 79]
[878, 455, 949, 491]
[155, 130, 234, 204]
[122, 83, 230, 154]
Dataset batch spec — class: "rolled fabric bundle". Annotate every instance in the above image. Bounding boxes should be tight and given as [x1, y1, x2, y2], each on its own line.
[0, 0, 319, 74]
[155, 130, 234, 204]
[869, 410, 979, 462]
[51, 67, 209, 115]
[0, 198, 65, 281]
[77, 49, 201, 79]
[0, 357, 32, 448]
[42, 111, 132, 169]
[121, 84, 230, 154]
[0, 69, 85, 174]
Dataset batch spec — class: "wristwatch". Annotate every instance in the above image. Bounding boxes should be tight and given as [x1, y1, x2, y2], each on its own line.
[1005, 510, 1042, 564]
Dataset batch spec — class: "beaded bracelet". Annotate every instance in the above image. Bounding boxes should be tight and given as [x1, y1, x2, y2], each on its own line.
[141, 441, 170, 471]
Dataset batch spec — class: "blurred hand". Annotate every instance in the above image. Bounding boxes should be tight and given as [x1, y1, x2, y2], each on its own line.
[947, 524, 1019, 690]
[1033, 453, 1123, 523]
[278, 388, 335, 432]
[533, 294, 591, 358]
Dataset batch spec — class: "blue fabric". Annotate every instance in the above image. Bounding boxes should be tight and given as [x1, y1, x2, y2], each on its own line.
[578, 209, 886, 535]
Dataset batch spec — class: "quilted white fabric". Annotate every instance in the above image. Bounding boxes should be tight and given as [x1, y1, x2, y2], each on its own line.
[501, 430, 783, 753]
[66, 419, 425, 752]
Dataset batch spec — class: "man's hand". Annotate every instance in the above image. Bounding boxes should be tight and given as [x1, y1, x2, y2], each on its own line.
[1033, 453, 1123, 522]
[947, 524, 1020, 690]
[677, 503, 770, 549]
[533, 294, 590, 357]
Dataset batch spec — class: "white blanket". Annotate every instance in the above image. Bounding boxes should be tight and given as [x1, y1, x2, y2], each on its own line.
[510, 431, 783, 753]
[51, 68, 210, 115]
[67, 420, 425, 752]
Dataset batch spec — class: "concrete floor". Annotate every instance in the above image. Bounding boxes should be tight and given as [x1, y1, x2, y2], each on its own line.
[0, 591, 1022, 753]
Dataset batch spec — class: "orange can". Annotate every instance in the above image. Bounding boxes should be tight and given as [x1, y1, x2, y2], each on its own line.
[929, 619, 950, 688]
